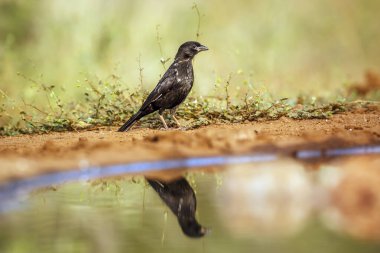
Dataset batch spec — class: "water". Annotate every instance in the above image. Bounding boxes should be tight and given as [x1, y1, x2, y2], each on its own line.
[1, 150, 380, 252]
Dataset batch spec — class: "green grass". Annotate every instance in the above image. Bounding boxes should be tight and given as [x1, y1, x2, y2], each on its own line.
[0, 72, 371, 136]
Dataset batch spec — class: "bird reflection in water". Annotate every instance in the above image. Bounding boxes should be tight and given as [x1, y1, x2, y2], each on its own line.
[146, 177, 208, 238]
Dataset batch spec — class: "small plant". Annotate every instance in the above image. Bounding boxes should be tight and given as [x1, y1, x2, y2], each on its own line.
[192, 3, 202, 41]
[155, 25, 170, 70]
[0, 71, 370, 136]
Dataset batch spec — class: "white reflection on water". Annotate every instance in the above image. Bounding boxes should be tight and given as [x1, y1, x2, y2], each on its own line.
[217, 159, 314, 238]
[216, 156, 380, 241]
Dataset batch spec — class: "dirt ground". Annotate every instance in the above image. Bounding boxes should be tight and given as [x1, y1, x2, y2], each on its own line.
[0, 105, 379, 183]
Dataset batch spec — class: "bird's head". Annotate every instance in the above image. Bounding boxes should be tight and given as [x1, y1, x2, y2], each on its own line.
[175, 41, 208, 61]
[179, 217, 210, 238]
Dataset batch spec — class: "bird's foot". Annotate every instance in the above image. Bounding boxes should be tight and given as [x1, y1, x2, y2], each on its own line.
[172, 115, 186, 130]
[158, 114, 169, 130]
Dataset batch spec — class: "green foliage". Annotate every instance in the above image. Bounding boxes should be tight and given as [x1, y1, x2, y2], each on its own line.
[0, 73, 363, 136]
[2, 0, 380, 101]
[0, 2, 377, 136]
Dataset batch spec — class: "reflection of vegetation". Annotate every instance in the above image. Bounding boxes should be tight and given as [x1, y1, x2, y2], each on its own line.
[1, 173, 380, 253]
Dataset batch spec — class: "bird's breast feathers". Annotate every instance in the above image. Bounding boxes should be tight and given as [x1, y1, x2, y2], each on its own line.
[172, 61, 193, 86]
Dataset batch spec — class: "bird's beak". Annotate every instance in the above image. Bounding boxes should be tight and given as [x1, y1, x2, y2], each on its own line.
[196, 45, 209, 52]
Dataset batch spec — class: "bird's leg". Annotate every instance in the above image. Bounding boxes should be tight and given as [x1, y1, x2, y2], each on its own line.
[172, 115, 181, 128]
[169, 107, 183, 129]
[158, 113, 168, 129]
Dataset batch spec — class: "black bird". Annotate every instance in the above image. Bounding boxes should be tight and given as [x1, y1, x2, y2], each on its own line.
[146, 177, 208, 238]
[118, 41, 208, 132]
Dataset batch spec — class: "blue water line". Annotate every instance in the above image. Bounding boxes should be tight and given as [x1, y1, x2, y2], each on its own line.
[0, 144, 379, 212]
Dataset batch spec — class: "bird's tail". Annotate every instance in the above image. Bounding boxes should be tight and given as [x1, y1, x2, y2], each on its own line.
[118, 111, 144, 132]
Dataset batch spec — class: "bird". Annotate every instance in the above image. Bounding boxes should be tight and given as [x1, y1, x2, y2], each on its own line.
[118, 41, 208, 132]
[146, 177, 208, 238]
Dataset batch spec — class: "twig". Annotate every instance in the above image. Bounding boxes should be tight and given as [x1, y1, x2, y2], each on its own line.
[17, 72, 56, 113]
[0, 88, 25, 113]
[192, 3, 202, 41]
[137, 53, 144, 89]
[21, 98, 49, 115]
[225, 73, 232, 109]
[156, 25, 170, 70]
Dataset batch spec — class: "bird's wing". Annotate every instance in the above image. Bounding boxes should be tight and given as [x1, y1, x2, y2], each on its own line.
[140, 66, 177, 111]
[146, 179, 180, 215]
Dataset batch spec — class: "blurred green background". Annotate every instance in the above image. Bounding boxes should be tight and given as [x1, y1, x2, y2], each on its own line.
[1, 0, 379, 99]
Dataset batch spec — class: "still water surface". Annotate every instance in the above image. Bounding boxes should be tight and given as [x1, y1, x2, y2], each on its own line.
[1, 156, 380, 253]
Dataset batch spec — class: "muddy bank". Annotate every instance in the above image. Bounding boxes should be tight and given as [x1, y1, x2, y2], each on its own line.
[0, 106, 379, 183]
